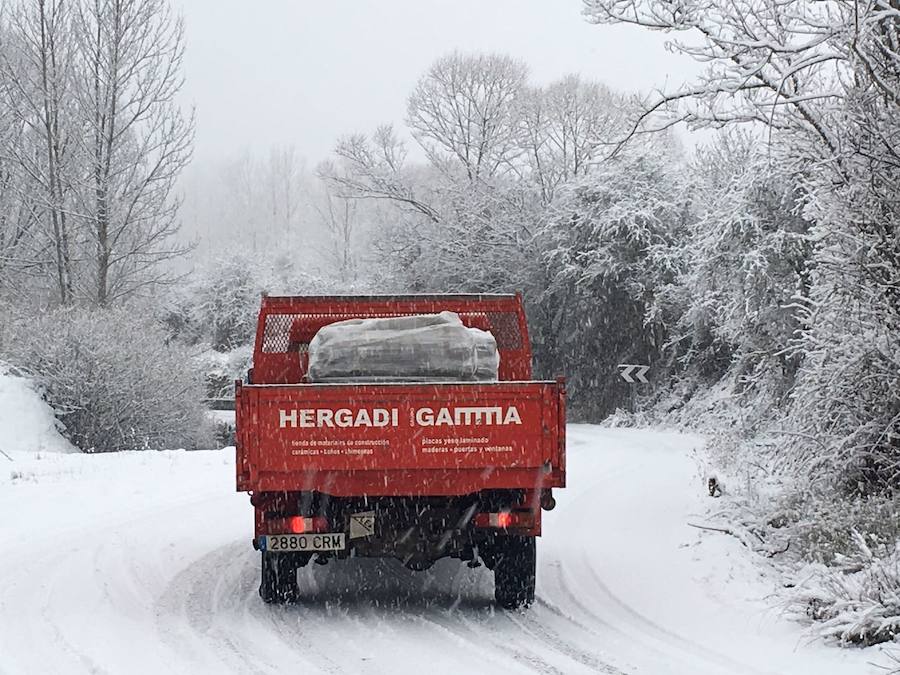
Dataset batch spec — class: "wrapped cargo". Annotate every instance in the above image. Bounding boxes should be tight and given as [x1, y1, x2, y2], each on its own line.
[307, 311, 499, 382]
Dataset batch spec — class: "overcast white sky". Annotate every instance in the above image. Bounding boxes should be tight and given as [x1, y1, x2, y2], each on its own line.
[176, 0, 700, 164]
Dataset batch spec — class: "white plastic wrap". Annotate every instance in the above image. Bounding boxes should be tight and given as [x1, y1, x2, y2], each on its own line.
[307, 311, 499, 382]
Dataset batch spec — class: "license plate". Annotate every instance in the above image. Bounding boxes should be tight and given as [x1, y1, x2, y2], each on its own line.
[261, 533, 346, 552]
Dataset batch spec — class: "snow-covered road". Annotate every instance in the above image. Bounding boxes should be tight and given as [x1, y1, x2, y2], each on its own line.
[0, 427, 882, 674]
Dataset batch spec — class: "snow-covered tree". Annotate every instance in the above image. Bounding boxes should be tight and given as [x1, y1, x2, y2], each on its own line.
[519, 75, 627, 202]
[676, 131, 811, 400]
[582, 0, 900, 639]
[407, 52, 528, 181]
[0, 0, 78, 304]
[329, 125, 440, 223]
[0, 108, 43, 294]
[537, 136, 688, 417]
[0, 0, 194, 306]
[583, 0, 900, 489]
[70, 0, 194, 305]
[583, 0, 847, 154]
[323, 53, 647, 414]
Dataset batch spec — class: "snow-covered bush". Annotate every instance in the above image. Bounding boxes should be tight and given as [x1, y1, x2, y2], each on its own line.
[675, 132, 810, 402]
[0, 305, 212, 453]
[164, 252, 268, 351]
[791, 534, 900, 646]
[195, 344, 252, 398]
[777, 492, 900, 565]
[165, 249, 344, 352]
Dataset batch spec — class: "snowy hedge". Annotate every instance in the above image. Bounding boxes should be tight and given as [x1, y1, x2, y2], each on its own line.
[0, 306, 212, 453]
[164, 251, 341, 352]
[195, 345, 252, 399]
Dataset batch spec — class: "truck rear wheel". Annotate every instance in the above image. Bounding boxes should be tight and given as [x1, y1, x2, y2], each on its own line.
[493, 535, 536, 609]
[259, 552, 299, 604]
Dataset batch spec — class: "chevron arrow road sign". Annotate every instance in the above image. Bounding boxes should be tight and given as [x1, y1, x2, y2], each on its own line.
[618, 364, 650, 384]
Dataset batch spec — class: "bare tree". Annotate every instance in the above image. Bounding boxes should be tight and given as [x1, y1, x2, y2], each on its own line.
[519, 75, 627, 202]
[1, 0, 78, 304]
[314, 160, 359, 282]
[0, 74, 43, 292]
[329, 125, 440, 223]
[71, 0, 194, 305]
[263, 144, 305, 233]
[407, 52, 528, 181]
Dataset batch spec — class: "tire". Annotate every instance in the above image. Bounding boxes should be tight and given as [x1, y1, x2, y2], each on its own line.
[259, 551, 299, 604]
[493, 535, 536, 609]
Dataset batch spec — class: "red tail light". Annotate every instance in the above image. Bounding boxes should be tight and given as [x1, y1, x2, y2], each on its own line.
[473, 511, 534, 529]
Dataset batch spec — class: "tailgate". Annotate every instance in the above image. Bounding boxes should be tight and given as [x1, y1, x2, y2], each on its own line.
[236, 381, 565, 495]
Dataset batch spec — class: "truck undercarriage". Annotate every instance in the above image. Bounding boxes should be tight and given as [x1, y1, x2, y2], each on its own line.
[255, 490, 540, 608]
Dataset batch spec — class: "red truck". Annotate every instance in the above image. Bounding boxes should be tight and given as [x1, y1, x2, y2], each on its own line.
[235, 294, 566, 608]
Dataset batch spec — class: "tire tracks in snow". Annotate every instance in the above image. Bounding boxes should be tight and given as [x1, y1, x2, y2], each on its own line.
[0, 489, 225, 675]
[6, 434, 869, 675]
[576, 553, 780, 675]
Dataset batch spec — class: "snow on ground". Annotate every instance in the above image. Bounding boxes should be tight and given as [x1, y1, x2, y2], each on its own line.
[0, 365, 74, 458]
[0, 426, 889, 674]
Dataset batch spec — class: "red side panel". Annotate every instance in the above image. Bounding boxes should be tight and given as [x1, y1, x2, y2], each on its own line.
[236, 380, 565, 496]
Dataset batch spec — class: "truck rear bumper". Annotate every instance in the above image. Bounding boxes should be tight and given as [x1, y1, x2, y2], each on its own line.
[252, 490, 543, 567]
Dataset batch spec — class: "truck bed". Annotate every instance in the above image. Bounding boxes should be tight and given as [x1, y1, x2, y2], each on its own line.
[236, 380, 566, 496]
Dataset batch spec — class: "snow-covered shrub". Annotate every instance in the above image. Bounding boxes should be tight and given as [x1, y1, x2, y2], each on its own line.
[164, 253, 267, 351]
[777, 492, 900, 565]
[165, 250, 340, 352]
[602, 408, 652, 428]
[0, 305, 212, 453]
[194, 344, 252, 398]
[790, 535, 900, 646]
[783, 318, 900, 495]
